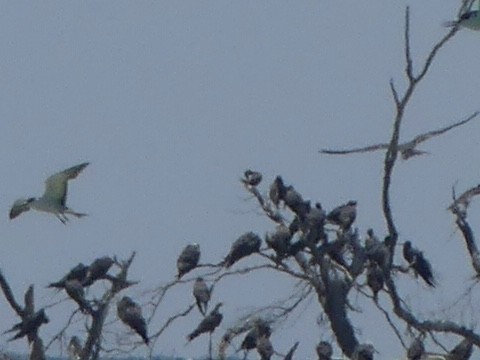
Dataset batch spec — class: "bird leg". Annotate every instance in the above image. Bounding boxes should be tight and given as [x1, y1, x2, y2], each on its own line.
[56, 214, 67, 225]
[65, 209, 88, 218]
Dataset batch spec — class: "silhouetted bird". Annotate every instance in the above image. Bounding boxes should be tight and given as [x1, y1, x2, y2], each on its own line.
[64, 280, 91, 313]
[303, 202, 326, 243]
[327, 200, 357, 229]
[6, 309, 49, 343]
[448, 338, 473, 360]
[365, 229, 389, 269]
[68, 336, 82, 360]
[83, 257, 114, 286]
[283, 341, 299, 360]
[193, 277, 211, 316]
[269, 176, 286, 207]
[48, 263, 88, 289]
[352, 344, 375, 360]
[316, 341, 333, 360]
[407, 338, 424, 360]
[266, 225, 292, 261]
[283, 186, 309, 217]
[9, 162, 89, 224]
[403, 241, 436, 287]
[242, 170, 262, 187]
[366, 262, 384, 301]
[117, 296, 149, 345]
[256, 335, 274, 360]
[187, 303, 223, 342]
[177, 243, 200, 279]
[224, 232, 261, 268]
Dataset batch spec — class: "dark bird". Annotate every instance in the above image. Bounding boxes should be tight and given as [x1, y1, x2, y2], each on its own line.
[6, 309, 49, 343]
[320, 111, 479, 160]
[316, 341, 333, 360]
[9, 162, 89, 224]
[193, 277, 211, 316]
[266, 225, 292, 261]
[351, 344, 375, 360]
[48, 263, 88, 289]
[240, 319, 272, 354]
[403, 241, 436, 287]
[327, 201, 357, 229]
[30, 338, 45, 360]
[82, 257, 114, 286]
[224, 232, 262, 268]
[177, 243, 200, 279]
[365, 229, 389, 269]
[117, 296, 149, 345]
[269, 176, 286, 207]
[64, 280, 91, 313]
[67, 336, 82, 360]
[407, 338, 425, 360]
[256, 335, 274, 360]
[283, 341, 299, 360]
[366, 262, 384, 300]
[242, 170, 262, 187]
[283, 186, 309, 217]
[303, 202, 326, 243]
[187, 302, 223, 342]
[448, 338, 473, 360]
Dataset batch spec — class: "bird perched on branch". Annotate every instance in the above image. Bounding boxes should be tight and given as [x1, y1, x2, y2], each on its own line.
[82, 257, 114, 286]
[403, 241, 436, 287]
[177, 243, 200, 279]
[117, 296, 149, 345]
[193, 277, 211, 316]
[366, 262, 384, 301]
[242, 170, 262, 187]
[9, 162, 89, 224]
[64, 280, 91, 313]
[224, 232, 261, 268]
[327, 200, 357, 230]
[316, 341, 333, 360]
[269, 176, 286, 207]
[187, 302, 223, 342]
[266, 225, 292, 262]
[48, 263, 88, 289]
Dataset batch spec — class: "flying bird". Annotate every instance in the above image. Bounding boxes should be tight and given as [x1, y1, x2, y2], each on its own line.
[320, 112, 479, 160]
[177, 243, 200, 279]
[117, 296, 149, 345]
[316, 341, 333, 360]
[224, 232, 262, 268]
[68, 336, 82, 360]
[193, 277, 211, 316]
[187, 302, 223, 342]
[82, 257, 114, 287]
[242, 170, 262, 187]
[6, 309, 49, 343]
[403, 241, 436, 287]
[48, 263, 89, 289]
[327, 201, 357, 230]
[9, 162, 89, 224]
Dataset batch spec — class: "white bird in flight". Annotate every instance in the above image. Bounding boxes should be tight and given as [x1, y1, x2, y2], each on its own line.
[10, 162, 89, 224]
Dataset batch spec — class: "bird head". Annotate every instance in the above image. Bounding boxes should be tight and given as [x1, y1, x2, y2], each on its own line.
[9, 198, 35, 219]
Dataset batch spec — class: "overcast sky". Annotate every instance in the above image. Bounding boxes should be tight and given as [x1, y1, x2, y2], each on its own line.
[0, 1, 479, 359]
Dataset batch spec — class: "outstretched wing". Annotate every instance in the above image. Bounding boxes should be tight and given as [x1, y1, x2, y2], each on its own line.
[43, 162, 89, 206]
[320, 143, 389, 155]
[411, 111, 479, 145]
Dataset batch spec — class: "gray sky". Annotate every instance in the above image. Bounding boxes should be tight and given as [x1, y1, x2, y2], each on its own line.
[0, 1, 479, 359]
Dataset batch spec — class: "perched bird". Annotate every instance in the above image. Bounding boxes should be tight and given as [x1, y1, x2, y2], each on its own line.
[177, 243, 200, 279]
[242, 170, 262, 187]
[266, 225, 292, 261]
[320, 111, 479, 159]
[240, 327, 258, 353]
[316, 341, 333, 360]
[445, 8, 480, 31]
[365, 229, 389, 269]
[283, 186, 309, 217]
[303, 202, 326, 243]
[82, 257, 114, 286]
[9, 162, 89, 224]
[48, 263, 88, 289]
[283, 341, 299, 360]
[67, 336, 82, 360]
[407, 337, 425, 360]
[187, 303, 223, 342]
[403, 241, 436, 287]
[351, 344, 375, 360]
[117, 296, 149, 345]
[366, 262, 384, 301]
[224, 232, 262, 268]
[448, 338, 473, 360]
[6, 309, 49, 343]
[256, 335, 274, 360]
[327, 201, 357, 230]
[64, 280, 91, 313]
[269, 176, 286, 207]
[193, 277, 211, 316]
